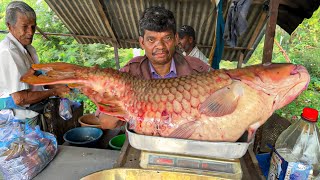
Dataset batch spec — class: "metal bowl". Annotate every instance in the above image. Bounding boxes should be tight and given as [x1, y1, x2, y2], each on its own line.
[63, 127, 103, 147]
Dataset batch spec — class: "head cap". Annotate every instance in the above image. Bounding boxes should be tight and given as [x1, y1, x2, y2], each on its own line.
[178, 25, 195, 40]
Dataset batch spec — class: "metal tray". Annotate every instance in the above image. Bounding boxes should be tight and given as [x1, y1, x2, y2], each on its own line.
[126, 125, 252, 160]
[81, 168, 226, 180]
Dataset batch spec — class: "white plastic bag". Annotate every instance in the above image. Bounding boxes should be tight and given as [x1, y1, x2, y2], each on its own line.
[59, 98, 72, 120]
[0, 111, 57, 180]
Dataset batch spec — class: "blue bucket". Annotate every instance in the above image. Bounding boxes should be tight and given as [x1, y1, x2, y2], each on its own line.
[63, 127, 103, 147]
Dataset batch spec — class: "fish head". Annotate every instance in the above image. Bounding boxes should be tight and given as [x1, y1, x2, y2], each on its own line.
[227, 63, 310, 110]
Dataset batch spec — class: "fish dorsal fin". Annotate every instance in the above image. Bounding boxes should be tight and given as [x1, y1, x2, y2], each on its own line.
[168, 121, 201, 139]
[199, 82, 244, 117]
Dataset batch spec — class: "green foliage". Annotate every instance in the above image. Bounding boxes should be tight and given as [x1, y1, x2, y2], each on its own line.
[275, 90, 320, 126]
[274, 8, 320, 127]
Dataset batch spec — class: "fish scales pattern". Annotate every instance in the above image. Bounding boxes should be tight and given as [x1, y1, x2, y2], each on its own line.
[125, 72, 232, 136]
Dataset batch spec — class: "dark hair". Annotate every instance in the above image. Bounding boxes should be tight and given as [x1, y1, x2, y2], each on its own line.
[178, 25, 196, 40]
[5, 1, 36, 26]
[139, 6, 176, 36]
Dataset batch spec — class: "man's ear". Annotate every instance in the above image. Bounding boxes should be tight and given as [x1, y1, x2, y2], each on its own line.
[175, 33, 179, 45]
[188, 36, 194, 44]
[6, 23, 12, 31]
[139, 36, 145, 49]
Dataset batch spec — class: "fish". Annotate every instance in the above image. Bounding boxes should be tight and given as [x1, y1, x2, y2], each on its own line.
[20, 62, 310, 142]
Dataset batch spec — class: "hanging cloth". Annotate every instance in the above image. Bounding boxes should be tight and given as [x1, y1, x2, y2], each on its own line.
[223, 0, 252, 47]
[211, 0, 225, 69]
[209, 1, 224, 69]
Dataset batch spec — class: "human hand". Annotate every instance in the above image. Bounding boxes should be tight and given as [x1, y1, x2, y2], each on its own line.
[45, 84, 66, 89]
[53, 85, 70, 97]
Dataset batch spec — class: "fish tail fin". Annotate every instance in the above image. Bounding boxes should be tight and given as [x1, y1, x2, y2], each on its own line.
[21, 62, 92, 86]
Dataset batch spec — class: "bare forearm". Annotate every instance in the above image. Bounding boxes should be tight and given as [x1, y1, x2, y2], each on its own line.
[11, 89, 56, 106]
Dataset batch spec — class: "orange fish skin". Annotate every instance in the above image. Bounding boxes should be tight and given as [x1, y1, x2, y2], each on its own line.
[21, 62, 310, 142]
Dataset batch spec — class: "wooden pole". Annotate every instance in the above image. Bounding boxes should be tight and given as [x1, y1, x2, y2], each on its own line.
[113, 42, 120, 70]
[237, 52, 245, 68]
[208, 0, 218, 66]
[262, 0, 280, 63]
[36, 27, 49, 40]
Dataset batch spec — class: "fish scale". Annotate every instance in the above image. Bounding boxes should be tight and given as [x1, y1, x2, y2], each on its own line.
[21, 62, 310, 142]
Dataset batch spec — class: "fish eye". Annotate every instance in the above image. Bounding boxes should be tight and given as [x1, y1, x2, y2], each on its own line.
[263, 62, 272, 66]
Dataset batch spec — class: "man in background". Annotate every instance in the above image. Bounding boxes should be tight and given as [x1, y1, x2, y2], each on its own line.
[178, 25, 208, 64]
[0, 1, 69, 123]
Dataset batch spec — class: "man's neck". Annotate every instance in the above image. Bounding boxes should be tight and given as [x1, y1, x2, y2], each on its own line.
[153, 63, 171, 77]
[186, 45, 196, 56]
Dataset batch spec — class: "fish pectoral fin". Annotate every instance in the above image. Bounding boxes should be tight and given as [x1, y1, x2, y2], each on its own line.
[98, 104, 127, 117]
[247, 121, 262, 142]
[199, 82, 244, 117]
[168, 121, 201, 139]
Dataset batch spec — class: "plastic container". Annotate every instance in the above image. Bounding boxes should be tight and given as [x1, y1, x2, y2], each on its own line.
[63, 127, 103, 147]
[109, 134, 126, 150]
[268, 107, 320, 179]
[256, 153, 271, 178]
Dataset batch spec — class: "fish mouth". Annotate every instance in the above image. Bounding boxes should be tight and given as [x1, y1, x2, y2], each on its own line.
[290, 65, 310, 91]
[291, 65, 310, 90]
[272, 65, 310, 110]
[291, 65, 308, 75]
[261, 65, 309, 92]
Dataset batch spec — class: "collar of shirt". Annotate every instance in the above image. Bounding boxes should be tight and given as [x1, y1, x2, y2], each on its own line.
[149, 59, 177, 79]
[189, 46, 208, 63]
[7, 33, 39, 64]
[7, 33, 29, 55]
[189, 46, 203, 57]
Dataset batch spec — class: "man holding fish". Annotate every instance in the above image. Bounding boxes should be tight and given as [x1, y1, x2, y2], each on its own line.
[97, 6, 212, 129]
[0, 1, 69, 122]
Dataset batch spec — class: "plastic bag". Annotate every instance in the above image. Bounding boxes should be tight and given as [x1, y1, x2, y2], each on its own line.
[0, 112, 57, 180]
[59, 98, 72, 120]
[0, 96, 21, 110]
[0, 109, 14, 125]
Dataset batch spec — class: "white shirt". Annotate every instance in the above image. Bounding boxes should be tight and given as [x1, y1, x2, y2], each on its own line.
[0, 33, 40, 119]
[188, 46, 208, 64]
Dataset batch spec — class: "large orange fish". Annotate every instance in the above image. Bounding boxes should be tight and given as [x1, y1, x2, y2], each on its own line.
[21, 62, 310, 142]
